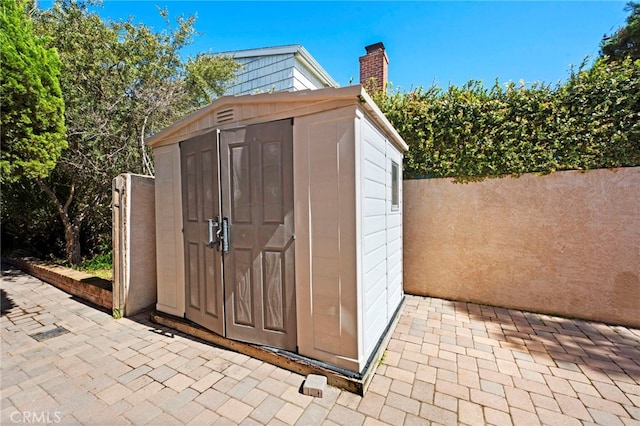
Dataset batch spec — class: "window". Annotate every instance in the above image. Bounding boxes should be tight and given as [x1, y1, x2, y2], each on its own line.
[391, 160, 399, 210]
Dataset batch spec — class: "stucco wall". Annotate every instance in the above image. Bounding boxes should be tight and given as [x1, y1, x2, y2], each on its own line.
[403, 167, 640, 328]
[113, 174, 157, 316]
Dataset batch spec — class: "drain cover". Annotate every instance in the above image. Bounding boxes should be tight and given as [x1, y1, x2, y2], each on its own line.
[30, 326, 69, 342]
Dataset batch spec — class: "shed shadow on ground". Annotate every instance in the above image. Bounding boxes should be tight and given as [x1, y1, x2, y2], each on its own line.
[1, 262, 21, 316]
[1, 289, 17, 317]
[1, 262, 23, 281]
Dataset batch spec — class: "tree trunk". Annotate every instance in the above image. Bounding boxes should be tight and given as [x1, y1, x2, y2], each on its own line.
[63, 219, 82, 266]
[36, 179, 84, 266]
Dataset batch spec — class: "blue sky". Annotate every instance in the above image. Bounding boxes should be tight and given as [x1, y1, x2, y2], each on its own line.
[40, 1, 629, 91]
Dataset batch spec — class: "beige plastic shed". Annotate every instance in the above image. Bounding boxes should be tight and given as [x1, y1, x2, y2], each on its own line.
[147, 85, 408, 374]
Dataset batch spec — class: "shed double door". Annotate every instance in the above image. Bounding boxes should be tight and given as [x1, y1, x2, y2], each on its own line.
[180, 120, 296, 351]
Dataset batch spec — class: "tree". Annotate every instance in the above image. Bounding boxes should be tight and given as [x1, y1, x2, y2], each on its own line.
[371, 57, 639, 180]
[0, 0, 66, 184]
[601, 2, 640, 61]
[10, 0, 240, 265]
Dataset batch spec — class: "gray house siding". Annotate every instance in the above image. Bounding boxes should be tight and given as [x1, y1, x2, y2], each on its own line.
[223, 45, 338, 96]
[226, 54, 296, 95]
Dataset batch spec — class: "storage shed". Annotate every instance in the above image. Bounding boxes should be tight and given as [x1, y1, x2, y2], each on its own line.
[146, 85, 408, 374]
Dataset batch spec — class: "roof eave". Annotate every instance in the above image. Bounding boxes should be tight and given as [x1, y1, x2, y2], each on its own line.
[356, 88, 409, 152]
[222, 44, 302, 59]
[145, 85, 408, 153]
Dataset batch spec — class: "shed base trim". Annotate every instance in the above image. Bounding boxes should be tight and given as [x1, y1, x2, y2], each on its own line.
[150, 299, 404, 395]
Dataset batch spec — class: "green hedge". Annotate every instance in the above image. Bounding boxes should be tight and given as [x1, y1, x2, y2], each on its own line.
[372, 57, 640, 180]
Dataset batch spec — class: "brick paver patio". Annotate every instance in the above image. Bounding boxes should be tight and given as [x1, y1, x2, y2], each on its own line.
[2, 263, 639, 425]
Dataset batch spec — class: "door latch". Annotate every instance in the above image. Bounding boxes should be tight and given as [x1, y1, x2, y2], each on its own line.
[207, 217, 219, 249]
[207, 216, 229, 252]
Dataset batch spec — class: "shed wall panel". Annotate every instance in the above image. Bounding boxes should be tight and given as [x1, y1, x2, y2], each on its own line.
[363, 161, 386, 187]
[154, 145, 185, 316]
[364, 178, 386, 200]
[386, 143, 404, 318]
[364, 215, 385, 235]
[294, 107, 360, 372]
[363, 230, 386, 255]
[337, 112, 360, 364]
[361, 118, 390, 356]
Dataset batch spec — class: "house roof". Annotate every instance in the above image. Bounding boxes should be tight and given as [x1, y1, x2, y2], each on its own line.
[221, 44, 339, 89]
[146, 85, 408, 152]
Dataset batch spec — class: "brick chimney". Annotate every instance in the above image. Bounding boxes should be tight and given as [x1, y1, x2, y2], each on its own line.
[359, 42, 388, 93]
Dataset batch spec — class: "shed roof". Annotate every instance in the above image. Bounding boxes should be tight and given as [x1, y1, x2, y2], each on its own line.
[146, 85, 408, 152]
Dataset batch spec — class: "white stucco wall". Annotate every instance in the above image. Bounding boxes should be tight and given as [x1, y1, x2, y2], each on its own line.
[113, 174, 157, 316]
